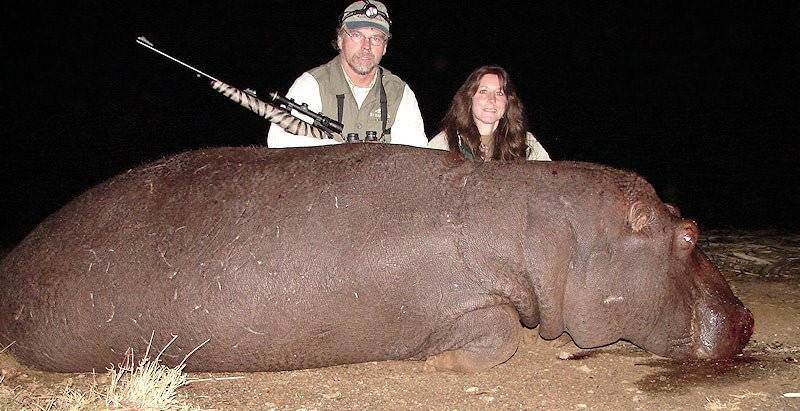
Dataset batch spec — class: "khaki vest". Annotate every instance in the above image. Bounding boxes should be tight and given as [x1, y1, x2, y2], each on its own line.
[309, 56, 405, 142]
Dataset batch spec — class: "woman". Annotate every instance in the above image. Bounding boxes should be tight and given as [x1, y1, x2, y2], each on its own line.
[428, 66, 550, 161]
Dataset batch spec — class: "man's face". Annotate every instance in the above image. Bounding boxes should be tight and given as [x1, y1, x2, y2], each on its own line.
[337, 27, 388, 76]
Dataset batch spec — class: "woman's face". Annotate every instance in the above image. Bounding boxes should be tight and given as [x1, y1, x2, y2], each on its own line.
[471, 73, 508, 130]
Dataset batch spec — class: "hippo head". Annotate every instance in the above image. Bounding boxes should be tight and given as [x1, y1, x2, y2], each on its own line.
[556, 201, 753, 361]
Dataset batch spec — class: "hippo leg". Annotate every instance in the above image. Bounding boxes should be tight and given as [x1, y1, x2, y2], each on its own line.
[425, 305, 521, 372]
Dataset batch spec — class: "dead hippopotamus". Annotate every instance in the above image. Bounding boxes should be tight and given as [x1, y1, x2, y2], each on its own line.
[0, 144, 752, 372]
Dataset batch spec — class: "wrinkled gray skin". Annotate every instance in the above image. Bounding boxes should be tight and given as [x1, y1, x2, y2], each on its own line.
[0, 145, 752, 372]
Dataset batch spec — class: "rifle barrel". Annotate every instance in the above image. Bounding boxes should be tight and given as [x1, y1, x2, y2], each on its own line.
[136, 36, 220, 83]
[135, 35, 343, 137]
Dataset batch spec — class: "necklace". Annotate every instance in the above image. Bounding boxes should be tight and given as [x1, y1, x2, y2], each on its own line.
[479, 134, 493, 160]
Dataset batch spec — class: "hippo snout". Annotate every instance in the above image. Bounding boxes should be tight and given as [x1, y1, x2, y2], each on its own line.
[693, 302, 753, 360]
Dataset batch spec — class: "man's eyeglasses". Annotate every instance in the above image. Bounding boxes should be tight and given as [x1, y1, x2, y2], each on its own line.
[344, 29, 388, 47]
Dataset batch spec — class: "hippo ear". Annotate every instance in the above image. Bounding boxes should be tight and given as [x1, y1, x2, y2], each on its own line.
[673, 219, 699, 256]
[665, 203, 682, 218]
[627, 201, 654, 232]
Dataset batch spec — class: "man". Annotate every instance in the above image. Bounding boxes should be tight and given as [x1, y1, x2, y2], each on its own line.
[267, 1, 427, 148]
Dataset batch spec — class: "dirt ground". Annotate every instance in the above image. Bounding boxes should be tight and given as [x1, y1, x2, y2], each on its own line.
[1, 230, 799, 410]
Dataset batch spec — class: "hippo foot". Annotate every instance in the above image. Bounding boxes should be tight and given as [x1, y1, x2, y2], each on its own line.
[424, 306, 521, 372]
[423, 346, 513, 372]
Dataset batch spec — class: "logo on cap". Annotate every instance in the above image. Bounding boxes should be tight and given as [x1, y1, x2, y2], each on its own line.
[340, 1, 392, 35]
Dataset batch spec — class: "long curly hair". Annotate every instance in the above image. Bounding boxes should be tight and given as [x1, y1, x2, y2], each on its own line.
[439, 66, 529, 160]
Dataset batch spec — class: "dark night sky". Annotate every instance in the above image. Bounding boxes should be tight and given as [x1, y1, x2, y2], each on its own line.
[1, 1, 798, 245]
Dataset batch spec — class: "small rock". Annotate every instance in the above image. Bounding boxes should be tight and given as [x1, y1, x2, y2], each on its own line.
[321, 391, 342, 400]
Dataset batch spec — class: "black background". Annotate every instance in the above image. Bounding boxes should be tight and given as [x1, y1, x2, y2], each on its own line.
[2, 1, 798, 246]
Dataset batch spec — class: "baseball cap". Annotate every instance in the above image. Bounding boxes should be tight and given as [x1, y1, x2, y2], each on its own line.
[341, 1, 392, 36]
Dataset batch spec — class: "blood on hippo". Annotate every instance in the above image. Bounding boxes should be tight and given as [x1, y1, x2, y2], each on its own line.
[0, 144, 753, 372]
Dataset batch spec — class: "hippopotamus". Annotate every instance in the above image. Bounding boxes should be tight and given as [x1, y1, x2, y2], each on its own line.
[0, 144, 752, 373]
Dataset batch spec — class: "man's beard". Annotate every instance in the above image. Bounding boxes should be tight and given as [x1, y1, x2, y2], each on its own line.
[346, 52, 378, 76]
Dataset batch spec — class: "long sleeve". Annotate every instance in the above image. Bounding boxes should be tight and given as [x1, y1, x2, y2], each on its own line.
[427, 131, 449, 151]
[525, 132, 552, 161]
[267, 73, 341, 148]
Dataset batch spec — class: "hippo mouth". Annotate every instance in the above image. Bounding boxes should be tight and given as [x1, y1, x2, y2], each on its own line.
[689, 300, 754, 360]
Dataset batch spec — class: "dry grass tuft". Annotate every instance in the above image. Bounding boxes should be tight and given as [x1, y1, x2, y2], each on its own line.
[703, 391, 773, 411]
[104, 332, 206, 410]
[54, 383, 103, 410]
[0, 342, 18, 386]
[0, 341, 13, 355]
[0, 332, 206, 410]
[704, 396, 739, 410]
[0, 385, 19, 409]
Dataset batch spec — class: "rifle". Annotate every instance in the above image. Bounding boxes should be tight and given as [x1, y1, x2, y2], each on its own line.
[135, 36, 344, 139]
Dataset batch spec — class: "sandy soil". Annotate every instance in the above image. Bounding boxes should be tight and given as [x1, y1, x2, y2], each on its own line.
[1, 230, 799, 410]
